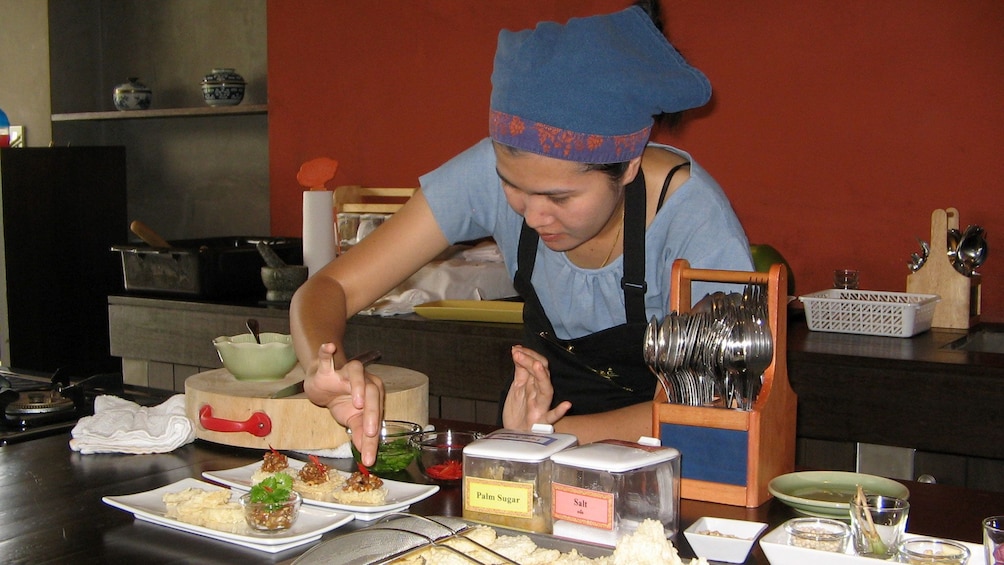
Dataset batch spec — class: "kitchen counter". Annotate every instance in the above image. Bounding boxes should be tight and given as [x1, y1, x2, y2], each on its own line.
[108, 295, 1004, 490]
[787, 311, 1004, 489]
[3, 422, 1003, 564]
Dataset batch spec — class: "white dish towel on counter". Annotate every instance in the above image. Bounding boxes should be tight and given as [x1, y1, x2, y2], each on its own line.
[69, 394, 196, 454]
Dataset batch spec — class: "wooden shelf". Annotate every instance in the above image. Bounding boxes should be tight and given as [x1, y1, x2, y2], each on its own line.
[51, 104, 268, 122]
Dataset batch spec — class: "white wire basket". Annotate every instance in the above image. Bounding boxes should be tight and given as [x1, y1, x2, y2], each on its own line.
[799, 289, 940, 338]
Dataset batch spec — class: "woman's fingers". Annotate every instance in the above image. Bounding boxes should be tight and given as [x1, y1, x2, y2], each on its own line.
[504, 345, 566, 430]
[308, 343, 386, 466]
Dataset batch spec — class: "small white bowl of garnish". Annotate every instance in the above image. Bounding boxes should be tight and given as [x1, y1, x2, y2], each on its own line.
[684, 516, 768, 563]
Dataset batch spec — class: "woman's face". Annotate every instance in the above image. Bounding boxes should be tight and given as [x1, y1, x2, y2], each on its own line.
[493, 143, 627, 253]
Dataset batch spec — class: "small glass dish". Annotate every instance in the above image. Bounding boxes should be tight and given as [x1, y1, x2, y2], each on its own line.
[411, 430, 482, 485]
[784, 517, 851, 553]
[895, 537, 971, 564]
[239, 490, 302, 532]
[347, 420, 422, 476]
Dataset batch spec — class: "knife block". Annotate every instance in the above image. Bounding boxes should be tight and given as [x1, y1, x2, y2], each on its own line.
[652, 260, 796, 508]
[906, 208, 982, 329]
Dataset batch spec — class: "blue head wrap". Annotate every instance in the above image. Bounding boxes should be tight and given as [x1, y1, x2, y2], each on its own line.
[489, 6, 711, 163]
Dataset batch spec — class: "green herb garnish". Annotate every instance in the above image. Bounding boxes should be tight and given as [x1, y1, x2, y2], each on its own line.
[249, 472, 293, 511]
[353, 438, 417, 474]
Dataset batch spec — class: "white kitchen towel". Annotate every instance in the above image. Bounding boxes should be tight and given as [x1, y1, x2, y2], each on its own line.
[359, 257, 516, 317]
[360, 288, 434, 317]
[294, 442, 353, 459]
[459, 241, 505, 262]
[69, 394, 195, 455]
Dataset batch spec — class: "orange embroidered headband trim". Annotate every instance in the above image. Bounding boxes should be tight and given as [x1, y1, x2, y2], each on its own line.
[489, 109, 651, 163]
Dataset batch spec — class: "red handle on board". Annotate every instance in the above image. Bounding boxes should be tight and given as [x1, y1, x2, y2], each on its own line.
[199, 405, 272, 437]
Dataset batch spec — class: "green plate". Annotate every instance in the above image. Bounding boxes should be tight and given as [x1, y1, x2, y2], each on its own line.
[768, 471, 910, 519]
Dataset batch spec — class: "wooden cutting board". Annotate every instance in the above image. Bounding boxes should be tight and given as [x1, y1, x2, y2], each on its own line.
[185, 364, 428, 450]
[906, 207, 982, 329]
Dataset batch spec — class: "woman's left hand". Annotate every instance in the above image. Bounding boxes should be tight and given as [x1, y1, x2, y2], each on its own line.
[502, 345, 571, 430]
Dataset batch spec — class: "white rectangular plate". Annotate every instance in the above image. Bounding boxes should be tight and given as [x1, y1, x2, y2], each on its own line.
[102, 478, 354, 553]
[203, 460, 439, 521]
[759, 524, 986, 565]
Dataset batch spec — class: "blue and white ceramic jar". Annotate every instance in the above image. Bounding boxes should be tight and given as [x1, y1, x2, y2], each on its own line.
[201, 68, 246, 106]
[113, 77, 152, 111]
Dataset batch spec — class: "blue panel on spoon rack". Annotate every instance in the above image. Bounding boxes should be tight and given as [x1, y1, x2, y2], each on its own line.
[660, 423, 748, 486]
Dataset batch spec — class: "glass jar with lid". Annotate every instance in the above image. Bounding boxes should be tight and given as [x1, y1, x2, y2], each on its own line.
[462, 424, 577, 533]
[549, 437, 681, 546]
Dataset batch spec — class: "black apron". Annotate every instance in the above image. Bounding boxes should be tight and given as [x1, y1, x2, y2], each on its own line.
[506, 170, 652, 417]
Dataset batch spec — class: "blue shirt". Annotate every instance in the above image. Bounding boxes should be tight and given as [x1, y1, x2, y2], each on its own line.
[420, 138, 753, 339]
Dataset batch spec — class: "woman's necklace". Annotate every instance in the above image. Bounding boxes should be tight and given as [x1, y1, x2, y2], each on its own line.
[598, 209, 624, 268]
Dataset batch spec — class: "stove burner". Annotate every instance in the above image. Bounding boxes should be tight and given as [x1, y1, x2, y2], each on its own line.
[6, 390, 76, 416]
[1, 368, 170, 445]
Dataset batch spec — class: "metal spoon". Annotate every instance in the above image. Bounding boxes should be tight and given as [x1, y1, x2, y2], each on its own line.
[246, 318, 261, 344]
[956, 226, 988, 276]
[908, 237, 930, 272]
[644, 316, 673, 402]
[947, 228, 962, 257]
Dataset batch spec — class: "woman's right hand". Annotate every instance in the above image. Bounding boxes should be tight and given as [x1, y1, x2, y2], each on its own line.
[304, 342, 385, 466]
[502, 345, 571, 431]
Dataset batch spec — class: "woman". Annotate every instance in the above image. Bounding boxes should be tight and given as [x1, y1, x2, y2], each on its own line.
[290, 1, 753, 465]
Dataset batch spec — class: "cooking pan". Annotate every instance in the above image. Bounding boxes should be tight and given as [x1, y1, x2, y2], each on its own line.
[112, 236, 303, 300]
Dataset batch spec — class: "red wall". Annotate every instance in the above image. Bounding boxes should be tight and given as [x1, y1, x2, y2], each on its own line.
[268, 1, 1004, 322]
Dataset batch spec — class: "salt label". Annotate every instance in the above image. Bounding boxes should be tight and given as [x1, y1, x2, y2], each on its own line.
[552, 483, 614, 530]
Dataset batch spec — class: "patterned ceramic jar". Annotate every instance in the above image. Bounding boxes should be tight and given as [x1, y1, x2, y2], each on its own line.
[113, 77, 152, 111]
[201, 68, 245, 106]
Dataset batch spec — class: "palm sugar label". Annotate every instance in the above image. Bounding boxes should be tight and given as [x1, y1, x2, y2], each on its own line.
[551, 483, 614, 529]
[463, 477, 534, 517]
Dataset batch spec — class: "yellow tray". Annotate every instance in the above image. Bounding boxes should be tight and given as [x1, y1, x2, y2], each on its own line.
[413, 300, 523, 323]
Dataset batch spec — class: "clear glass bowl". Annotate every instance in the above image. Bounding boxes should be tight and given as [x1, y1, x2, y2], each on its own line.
[240, 490, 302, 532]
[895, 537, 971, 564]
[411, 430, 482, 485]
[347, 420, 422, 476]
[784, 517, 851, 553]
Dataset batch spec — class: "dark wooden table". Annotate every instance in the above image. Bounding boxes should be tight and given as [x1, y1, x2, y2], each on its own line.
[2, 424, 1001, 564]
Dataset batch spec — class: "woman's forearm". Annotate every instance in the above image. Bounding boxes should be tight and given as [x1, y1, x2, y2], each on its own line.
[290, 274, 350, 376]
[551, 402, 654, 443]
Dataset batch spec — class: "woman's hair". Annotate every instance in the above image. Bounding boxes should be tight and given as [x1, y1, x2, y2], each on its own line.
[633, 0, 664, 32]
[583, 161, 632, 185]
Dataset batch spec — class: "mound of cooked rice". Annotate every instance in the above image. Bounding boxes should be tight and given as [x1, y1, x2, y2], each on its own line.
[163, 488, 247, 534]
[392, 519, 707, 565]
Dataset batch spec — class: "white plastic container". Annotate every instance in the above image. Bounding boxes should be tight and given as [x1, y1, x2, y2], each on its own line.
[799, 289, 940, 338]
[548, 438, 681, 546]
[462, 425, 577, 533]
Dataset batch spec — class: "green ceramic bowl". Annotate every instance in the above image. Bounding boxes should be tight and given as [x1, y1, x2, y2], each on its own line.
[768, 471, 909, 519]
[213, 332, 297, 381]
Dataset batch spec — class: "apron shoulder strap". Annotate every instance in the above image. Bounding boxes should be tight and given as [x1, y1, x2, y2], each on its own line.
[517, 168, 649, 325]
[621, 169, 647, 324]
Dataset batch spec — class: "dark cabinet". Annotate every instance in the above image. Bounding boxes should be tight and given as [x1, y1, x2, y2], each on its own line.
[0, 147, 127, 375]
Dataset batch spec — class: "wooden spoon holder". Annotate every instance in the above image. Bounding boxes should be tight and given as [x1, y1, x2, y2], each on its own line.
[652, 259, 796, 507]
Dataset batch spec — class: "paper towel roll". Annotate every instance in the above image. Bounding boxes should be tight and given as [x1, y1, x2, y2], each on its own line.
[303, 191, 336, 276]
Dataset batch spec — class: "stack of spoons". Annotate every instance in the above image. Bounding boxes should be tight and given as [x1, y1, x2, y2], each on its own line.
[643, 284, 772, 410]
